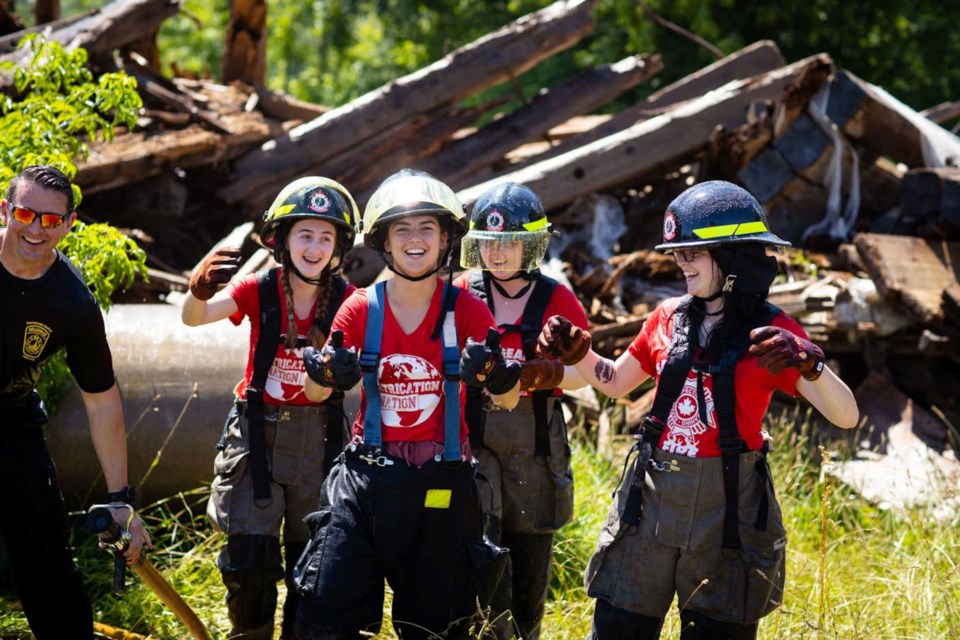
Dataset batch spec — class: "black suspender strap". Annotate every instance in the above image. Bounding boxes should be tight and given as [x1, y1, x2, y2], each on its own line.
[320, 276, 347, 475]
[248, 268, 283, 507]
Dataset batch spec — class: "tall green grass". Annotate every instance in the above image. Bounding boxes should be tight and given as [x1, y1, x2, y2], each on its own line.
[1, 409, 957, 639]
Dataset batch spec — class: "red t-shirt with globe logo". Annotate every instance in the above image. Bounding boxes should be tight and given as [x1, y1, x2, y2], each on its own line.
[227, 269, 357, 405]
[329, 280, 496, 444]
[628, 297, 803, 457]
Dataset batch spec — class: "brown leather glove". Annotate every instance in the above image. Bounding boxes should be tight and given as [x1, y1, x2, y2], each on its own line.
[518, 358, 564, 391]
[537, 315, 592, 365]
[189, 247, 242, 301]
[748, 325, 825, 381]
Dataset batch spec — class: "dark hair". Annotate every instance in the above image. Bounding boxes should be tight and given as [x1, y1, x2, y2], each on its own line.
[6, 165, 74, 212]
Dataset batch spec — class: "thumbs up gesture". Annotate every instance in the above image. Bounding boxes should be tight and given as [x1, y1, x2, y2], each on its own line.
[460, 328, 521, 395]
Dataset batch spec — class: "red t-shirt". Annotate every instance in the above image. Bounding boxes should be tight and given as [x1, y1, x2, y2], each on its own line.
[227, 269, 357, 406]
[329, 279, 496, 444]
[628, 297, 803, 457]
[452, 273, 588, 396]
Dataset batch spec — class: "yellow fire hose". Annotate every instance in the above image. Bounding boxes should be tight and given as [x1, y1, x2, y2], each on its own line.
[93, 621, 150, 639]
[86, 506, 213, 640]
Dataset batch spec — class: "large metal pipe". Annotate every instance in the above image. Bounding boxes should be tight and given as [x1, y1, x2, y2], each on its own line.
[45, 304, 359, 507]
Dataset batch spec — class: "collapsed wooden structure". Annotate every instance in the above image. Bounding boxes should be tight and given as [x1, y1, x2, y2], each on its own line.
[5, 0, 959, 511]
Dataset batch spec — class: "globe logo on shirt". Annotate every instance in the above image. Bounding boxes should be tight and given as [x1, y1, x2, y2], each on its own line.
[378, 354, 443, 428]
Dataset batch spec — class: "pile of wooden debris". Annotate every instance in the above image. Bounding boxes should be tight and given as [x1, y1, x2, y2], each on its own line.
[6, 0, 959, 513]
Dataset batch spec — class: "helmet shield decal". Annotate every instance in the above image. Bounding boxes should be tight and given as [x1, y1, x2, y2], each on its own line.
[460, 230, 550, 272]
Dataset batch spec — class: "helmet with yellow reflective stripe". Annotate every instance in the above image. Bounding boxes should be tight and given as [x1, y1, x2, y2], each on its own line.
[361, 169, 465, 252]
[260, 176, 359, 267]
[655, 180, 790, 252]
[460, 182, 552, 272]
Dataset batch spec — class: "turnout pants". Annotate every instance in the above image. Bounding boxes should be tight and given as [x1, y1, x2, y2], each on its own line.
[0, 395, 92, 640]
[474, 398, 574, 639]
[293, 449, 498, 640]
[207, 402, 330, 639]
[585, 448, 786, 628]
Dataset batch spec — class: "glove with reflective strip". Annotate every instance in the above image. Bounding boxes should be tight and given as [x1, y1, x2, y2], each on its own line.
[303, 330, 361, 390]
[536, 315, 592, 365]
[748, 325, 825, 381]
[189, 247, 242, 301]
[518, 358, 564, 391]
[460, 328, 521, 395]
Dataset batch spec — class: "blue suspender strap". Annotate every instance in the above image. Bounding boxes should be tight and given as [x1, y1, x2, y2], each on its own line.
[440, 283, 461, 461]
[360, 282, 386, 450]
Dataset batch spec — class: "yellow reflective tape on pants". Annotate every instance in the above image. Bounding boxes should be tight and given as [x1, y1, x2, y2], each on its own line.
[692, 221, 768, 239]
[424, 488, 452, 509]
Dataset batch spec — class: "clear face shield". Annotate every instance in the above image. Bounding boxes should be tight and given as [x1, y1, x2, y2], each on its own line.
[460, 230, 551, 273]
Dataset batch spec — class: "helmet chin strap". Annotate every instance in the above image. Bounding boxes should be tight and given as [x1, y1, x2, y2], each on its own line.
[378, 248, 444, 282]
[490, 270, 529, 283]
[284, 254, 325, 286]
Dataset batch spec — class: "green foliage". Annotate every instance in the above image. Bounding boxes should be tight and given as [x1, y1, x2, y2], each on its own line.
[0, 34, 147, 410]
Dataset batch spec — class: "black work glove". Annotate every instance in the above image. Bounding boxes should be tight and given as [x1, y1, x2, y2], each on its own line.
[189, 247, 242, 301]
[460, 328, 521, 395]
[748, 326, 825, 381]
[303, 330, 361, 390]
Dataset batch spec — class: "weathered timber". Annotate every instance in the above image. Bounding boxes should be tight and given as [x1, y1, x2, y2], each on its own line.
[421, 53, 663, 189]
[854, 232, 960, 325]
[219, 0, 599, 205]
[223, 0, 266, 85]
[503, 40, 787, 174]
[251, 86, 329, 122]
[0, 11, 85, 53]
[457, 54, 833, 211]
[900, 167, 960, 233]
[0, 0, 178, 91]
[920, 101, 960, 125]
[826, 70, 960, 168]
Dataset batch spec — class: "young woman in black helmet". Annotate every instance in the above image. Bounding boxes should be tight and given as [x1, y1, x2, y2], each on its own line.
[295, 169, 521, 640]
[455, 181, 588, 639]
[182, 177, 359, 640]
[537, 181, 858, 640]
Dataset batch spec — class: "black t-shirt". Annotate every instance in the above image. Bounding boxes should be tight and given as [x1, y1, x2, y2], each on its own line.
[0, 252, 115, 407]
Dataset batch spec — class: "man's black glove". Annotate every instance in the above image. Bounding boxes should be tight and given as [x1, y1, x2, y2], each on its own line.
[303, 330, 361, 390]
[460, 328, 521, 395]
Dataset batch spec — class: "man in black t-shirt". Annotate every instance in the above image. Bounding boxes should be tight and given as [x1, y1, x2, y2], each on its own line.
[0, 165, 151, 640]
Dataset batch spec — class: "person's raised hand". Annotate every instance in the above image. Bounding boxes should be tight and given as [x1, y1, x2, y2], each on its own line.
[749, 326, 825, 381]
[189, 247, 242, 301]
[460, 328, 521, 395]
[536, 315, 592, 365]
[304, 330, 361, 390]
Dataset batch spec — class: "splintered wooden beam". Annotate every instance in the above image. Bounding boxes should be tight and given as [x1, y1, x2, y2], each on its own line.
[505, 40, 787, 172]
[826, 70, 960, 168]
[458, 54, 833, 212]
[423, 53, 662, 189]
[219, 0, 600, 205]
[854, 232, 960, 325]
[0, 0, 179, 91]
[222, 0, 266, 86]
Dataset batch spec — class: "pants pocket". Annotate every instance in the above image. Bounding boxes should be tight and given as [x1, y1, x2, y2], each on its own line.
[208, 447, 250, 534]
[272, 419, 308, 486]
[292, 507, 333, 598]
[543, 403, 574, 529]
[466, 538, 510, 609]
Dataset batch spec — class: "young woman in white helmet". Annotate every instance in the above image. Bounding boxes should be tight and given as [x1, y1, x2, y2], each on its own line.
[182, 176, 359, 639]
[537, 181, 858, 640]
[294, 169, 521, 640]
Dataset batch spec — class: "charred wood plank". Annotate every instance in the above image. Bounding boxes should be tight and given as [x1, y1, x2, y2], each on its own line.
[251, 86, 328, 122]
[219, 0, 599, 206]
[458, 54, 833, 212]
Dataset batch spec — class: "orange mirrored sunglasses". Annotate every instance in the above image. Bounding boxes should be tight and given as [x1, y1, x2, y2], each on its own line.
[9, 204, 69, 229]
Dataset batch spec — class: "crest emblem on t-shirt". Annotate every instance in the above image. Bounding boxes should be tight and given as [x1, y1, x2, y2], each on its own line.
[22, 321, 52, 361]
[265, 346, 307, 402]
[378, 354, 443, 428]
[662, 373, 716, 456]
